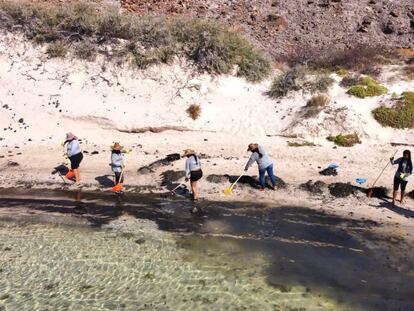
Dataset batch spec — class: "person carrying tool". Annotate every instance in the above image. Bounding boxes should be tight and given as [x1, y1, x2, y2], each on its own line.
[64, 132, 83, 183]
[245, 143, 276, 191]
[183, 149, 203, 201]
[111, 142, 127, 192]
[390, 150, 412, 205]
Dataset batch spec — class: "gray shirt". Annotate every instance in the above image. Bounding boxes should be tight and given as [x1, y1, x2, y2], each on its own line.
[245, 145, 273, 171]
[185, 156, 202, 178]
[391, 157, 412, 181]
[67, 139, 81, 158]
[111, 152, 124, 173]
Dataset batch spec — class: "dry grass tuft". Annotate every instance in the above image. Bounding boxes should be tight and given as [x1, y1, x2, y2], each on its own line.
[186, 104, 202, 120]
[303, 94, 330, 118]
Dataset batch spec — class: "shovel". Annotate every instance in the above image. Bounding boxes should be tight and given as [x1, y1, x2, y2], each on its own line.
[224, 173, 244, 195]
[368, 150, 398, 198]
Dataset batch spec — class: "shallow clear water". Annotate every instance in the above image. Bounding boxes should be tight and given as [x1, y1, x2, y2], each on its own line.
[0, 221, 341, 311]
[0, 189, 413, 311]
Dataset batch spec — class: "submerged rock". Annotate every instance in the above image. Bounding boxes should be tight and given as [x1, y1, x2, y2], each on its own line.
[300, 180, 327, 195]
[329, 182, 355, 198]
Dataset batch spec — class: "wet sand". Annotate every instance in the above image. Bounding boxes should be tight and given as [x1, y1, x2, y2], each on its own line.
[0, 188, 413, 310]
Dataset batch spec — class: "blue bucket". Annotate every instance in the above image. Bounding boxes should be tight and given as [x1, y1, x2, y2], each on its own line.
[356, 178, 366, 185]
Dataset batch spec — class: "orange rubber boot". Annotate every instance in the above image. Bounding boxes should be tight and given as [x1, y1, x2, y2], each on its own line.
[65, 170, 75, 179]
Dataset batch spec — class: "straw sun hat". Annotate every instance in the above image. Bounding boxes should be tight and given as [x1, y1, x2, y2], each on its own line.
[111, 142, 124, 151]
[183, 149, 195, 156]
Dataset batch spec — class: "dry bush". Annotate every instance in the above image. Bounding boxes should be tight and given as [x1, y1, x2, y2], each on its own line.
[0, 1, 271, 81]
[303, 94, 330, 118]
[308, 75, 335, 94]
[403, 65, 414, 80]
[283, 45, 393, 74]
[186, 104, 202, 120]
[269, 66, 306, 98]
[340, 74, 361, 88]
[46, 41, 68, 58]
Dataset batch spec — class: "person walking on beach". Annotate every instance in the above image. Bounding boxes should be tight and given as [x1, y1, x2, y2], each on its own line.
[183, 149, 203, 201]
[111, 142, 126, 192]
[245, 143, 276, 191]
[390, 150, 412, 205]
[64, 132, 83, 183]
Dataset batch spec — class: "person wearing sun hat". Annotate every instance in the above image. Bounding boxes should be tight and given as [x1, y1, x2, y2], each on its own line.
[245, 143, 276, 191]
[183, 148, 203, 200]
[64, 132, 83, 183]
[111, 142, 127, 191]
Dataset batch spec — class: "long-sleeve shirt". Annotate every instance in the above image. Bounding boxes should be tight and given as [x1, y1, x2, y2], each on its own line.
[67, 139, 81, 158]
[245, 145, 273, 171]
[111, 152, 124, 173]
[185, 156, 201, 178]
[391, 157, 412, 182]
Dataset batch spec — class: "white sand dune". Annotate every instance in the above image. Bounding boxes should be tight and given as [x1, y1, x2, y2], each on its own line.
[1, 33, 414, 238]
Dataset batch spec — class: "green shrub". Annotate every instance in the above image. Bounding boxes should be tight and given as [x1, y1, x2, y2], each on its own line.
[327, 133, 361, 147]
[46, 42, 68, 58]
[0, 1, 270, 81]
[287, 141, 316, 147]
[308, 75, 335, 94]
[347, 76, 388, 98]
[373, 92, 414, 129]
[269, 66, 306, 98]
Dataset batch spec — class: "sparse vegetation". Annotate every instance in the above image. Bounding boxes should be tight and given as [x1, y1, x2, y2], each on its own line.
[46, 42, 68, 58]
[303, 94, 330, 118]
[403, 65, 414, 80]
[74, 40, 97, 61]
[269, 66, 334, 98]
[340, 74, 360, 88]
[327, 133, 361, 147]
[0, 1, 270, 81]
[347, 76, 388, 98]
[269, 66, 306, 98]
[287, 141, 316, 147]
[373, 92, 414, 129]
[308, 75, 335, 94]
[186, 104, 202, 120]
[285, 45, 393, 74]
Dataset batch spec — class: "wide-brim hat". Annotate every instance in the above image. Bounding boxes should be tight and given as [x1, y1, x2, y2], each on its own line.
[183, 149, 195, 156]
[247, 143, 258, 151]
[66, 132, 77, 141]
[111, 142, 124, 151]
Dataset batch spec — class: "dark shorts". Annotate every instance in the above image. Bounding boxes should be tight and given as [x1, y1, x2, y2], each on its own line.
[394, 177, 408, 192]
[69, 152, 83, 170]
[190, 169, 203, 182]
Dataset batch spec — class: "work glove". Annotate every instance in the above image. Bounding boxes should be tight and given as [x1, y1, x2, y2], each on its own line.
[400, 172, 405, 180]
[123, 148, 130, 154]
[60, 141, 65, 147]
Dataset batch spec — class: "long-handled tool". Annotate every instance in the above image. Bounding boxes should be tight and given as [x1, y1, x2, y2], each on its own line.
[224, 172, 244, 195]
[112, 168, 125, 192]
[171, 183, 184, 193]
[368, 150, 398, 198]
